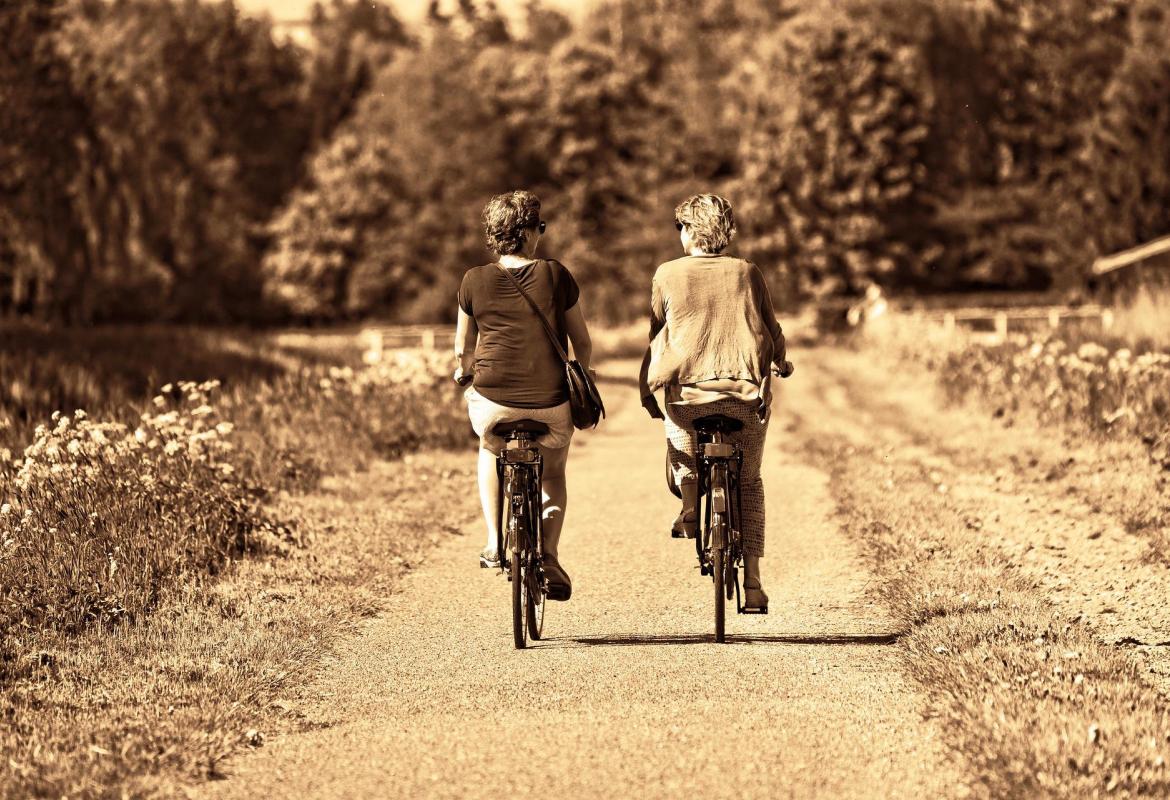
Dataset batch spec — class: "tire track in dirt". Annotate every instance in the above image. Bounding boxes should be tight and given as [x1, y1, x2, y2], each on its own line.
[795, 348, 1170, 692]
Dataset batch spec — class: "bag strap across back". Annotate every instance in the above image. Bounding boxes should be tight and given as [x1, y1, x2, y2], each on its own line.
[495, 261, 571, 364]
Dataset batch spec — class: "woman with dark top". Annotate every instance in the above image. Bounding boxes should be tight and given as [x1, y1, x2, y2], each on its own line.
[639, 194, 792, 611]
[455, 190, 593, 600]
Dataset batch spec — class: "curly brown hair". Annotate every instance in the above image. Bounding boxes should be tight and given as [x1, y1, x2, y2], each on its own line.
[482, 190, 541, 256]
[675, 194, 736, 253]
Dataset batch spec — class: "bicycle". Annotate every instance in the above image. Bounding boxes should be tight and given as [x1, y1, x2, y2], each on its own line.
[492, 419, 553, 650]
[691, 362, 794, 643]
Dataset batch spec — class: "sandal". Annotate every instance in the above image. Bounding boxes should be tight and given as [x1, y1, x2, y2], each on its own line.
[478, 546, 500, 569]
[671, 509, 698, 539]
[742, 580, 769, 612]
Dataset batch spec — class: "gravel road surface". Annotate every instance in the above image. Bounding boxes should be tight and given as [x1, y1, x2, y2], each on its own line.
[198, 368, 963, 799]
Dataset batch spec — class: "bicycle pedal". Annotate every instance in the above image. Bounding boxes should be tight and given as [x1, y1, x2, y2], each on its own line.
[739, 605, 768, 615]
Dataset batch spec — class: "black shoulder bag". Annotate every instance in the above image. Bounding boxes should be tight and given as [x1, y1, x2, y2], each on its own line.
[496, 263, 605, 429]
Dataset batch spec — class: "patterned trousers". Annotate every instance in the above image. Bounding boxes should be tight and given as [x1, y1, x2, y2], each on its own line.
[664, 398, 769, 557]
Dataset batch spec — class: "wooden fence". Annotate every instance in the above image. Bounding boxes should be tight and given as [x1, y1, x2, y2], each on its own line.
[359, 304, 1113, 357]
[904, 304, 1113, 340]
[360, 325, 456, 361]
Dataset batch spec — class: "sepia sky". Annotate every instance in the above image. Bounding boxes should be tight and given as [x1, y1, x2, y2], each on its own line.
[236, 0, 590, 23]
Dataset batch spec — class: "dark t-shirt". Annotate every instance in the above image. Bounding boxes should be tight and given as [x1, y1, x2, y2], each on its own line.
[457, 259, 580, 409]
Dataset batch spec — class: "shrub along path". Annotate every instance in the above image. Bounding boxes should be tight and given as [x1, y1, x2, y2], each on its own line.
[196, 365, 964, 799]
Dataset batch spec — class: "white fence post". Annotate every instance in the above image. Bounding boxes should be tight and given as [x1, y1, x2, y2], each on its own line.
[994, 311, 1008, 341]
[1048, 308, 1060, 329]
[421, 328, 436, 350]
[1101, 308, 1114, 332]
[362, 328, 384, 364]
[943, 312, 956, 337]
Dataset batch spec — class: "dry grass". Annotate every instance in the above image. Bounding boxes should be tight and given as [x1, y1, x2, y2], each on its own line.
[1111, 288, 1170, 352]
[803, 434, 1170, 798]
[0, 325, 474, 797]
[2, 453, 477, 798]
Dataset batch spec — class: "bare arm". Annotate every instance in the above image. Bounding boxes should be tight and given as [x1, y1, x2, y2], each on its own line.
[454, 307, 477, 379]
[638, 275, 666, 418]
[563, 301, 592, 370]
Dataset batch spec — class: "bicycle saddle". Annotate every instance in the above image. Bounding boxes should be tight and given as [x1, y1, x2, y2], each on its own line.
[492, 419, 550, 437]
[692, 414, 743, 434]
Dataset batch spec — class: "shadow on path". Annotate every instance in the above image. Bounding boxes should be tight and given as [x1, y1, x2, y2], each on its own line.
[546, 631, 901, 648]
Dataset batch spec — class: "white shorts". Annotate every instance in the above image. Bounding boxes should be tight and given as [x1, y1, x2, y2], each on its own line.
[465, 386, 574, 453]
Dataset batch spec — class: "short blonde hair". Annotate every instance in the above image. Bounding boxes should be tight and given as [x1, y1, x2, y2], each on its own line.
[675, 194, 736, 253]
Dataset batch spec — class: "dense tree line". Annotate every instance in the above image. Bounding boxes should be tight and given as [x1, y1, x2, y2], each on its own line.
[2, 0, 1169, 323]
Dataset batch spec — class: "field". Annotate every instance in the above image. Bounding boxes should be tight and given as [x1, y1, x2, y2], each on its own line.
[4, 313, 1170, 797]
[0, 324, 473, 797]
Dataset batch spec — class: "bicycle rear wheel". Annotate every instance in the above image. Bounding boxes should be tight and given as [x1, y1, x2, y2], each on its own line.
[526, 562, 545, 640]
[510, 517, 525, 649]
[712, 513, 727, 643]
[713, 546, 726, 642]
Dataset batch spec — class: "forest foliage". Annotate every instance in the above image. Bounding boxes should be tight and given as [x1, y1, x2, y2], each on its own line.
[2, 0, 1170, 323]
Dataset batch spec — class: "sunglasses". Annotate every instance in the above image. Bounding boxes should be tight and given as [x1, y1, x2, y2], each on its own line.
[537, 220, 547, 234]
[675, 221, 685, 231]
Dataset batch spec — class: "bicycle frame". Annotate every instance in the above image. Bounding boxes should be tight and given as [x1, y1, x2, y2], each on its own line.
[496, 435, 544, 571]
[695, 429, 744, 576]
[696, 427, 761, 642]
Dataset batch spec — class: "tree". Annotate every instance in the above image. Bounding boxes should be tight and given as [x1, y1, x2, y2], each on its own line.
[1044, 0, 1170, 284]
[264, 22, 522, 321]
[0, 0, 92, 319]
[53, 0, 312, 320]
[919, 0, 1131, 291]
[731, 1, 936, 300]
[304, 0, 410, 149]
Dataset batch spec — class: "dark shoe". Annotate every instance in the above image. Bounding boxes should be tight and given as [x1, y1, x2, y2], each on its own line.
[542, 554, 572, 601]
[479, 546, 499, 569]
[671, 509, 698, 539]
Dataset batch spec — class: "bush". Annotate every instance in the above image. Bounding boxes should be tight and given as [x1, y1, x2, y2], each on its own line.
[0, 386, 267, 635]
[0, 330, 468, 650]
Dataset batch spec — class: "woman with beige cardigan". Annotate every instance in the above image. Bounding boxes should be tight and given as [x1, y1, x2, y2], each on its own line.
[639, 194, 792, 610]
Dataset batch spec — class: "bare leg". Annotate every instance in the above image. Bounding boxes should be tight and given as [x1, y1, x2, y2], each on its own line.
[743, 555, 767, 608]
[743, 555, 762, 587]
[477, 446, 500, 552]
[539, 445, 570, 558]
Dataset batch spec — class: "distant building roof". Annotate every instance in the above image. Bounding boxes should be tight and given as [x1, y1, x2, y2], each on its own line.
[1092, 234, 1170, 276]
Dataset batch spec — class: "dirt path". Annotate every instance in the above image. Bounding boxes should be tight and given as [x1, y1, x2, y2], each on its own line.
[791, 348, 1170, 685]
[197, 367, 963, 799]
